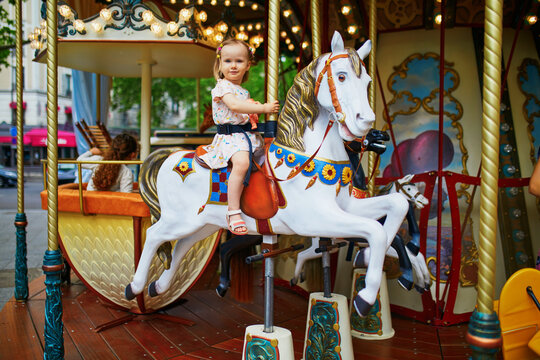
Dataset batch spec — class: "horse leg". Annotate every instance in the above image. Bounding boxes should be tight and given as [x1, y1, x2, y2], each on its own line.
[291, 237, 320, 286]
[216, 234, 261, 297]
[391, 234, 414, 291]
[405, 204, 421, 256]
[150, 225, 221, 296]
[407, 249, 431, 292]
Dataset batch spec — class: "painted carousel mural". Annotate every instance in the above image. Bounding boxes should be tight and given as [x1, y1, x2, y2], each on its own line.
[1, 0, 540, 359]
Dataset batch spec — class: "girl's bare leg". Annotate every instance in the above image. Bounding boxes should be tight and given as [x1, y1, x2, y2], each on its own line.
[228, 151, 250, 232]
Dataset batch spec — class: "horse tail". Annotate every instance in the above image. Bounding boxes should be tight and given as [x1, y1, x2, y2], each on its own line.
[139, 147, 182, 222]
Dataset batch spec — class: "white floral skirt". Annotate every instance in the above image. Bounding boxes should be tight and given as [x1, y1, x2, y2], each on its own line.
[200, 132, 263, 169]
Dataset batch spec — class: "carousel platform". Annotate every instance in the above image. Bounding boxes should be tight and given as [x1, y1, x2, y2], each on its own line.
[0, 255, 472, 359]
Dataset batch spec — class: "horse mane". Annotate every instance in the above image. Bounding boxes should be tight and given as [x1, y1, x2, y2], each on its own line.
[275, 48, 364, 152]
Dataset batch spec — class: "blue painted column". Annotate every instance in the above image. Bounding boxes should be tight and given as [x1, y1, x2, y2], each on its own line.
[14, 213, 28, 300]
[43, 250, 64, 359]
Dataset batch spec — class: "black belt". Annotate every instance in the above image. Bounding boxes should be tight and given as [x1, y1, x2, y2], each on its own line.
[216, 123, 257, 186]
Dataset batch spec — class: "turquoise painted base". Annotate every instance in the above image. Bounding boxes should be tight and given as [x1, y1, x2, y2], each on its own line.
[43, 250, 64, 360]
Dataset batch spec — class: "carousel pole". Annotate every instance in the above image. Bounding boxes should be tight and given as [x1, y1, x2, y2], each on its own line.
[43, 0, 65, 358]
[242, 2, 293, 358]
[311, 0, 321, 58]
[466, 0, 503, 358]
[96, 73, 101, 124]
[196, 78, 201, 130]
[366, 0, 377, 197]
[14, 0, 28, 302]
[139, 60, 155, 160]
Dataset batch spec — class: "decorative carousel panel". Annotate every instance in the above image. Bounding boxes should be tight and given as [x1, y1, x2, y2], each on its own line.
[58, 212, 219, 313]
[517, 58, 540, 165]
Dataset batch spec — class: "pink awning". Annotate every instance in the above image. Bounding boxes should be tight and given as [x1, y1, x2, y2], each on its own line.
[24, 128, 76, 147]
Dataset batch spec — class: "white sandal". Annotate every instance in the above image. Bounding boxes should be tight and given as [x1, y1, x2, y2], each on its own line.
[226, 209, 248, 236]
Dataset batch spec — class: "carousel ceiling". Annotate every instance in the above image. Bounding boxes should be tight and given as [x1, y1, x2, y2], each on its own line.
[31, 0, 540, 74]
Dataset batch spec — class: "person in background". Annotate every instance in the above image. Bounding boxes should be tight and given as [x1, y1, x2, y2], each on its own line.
[528, 147, 540, 270]
[77, 133, 138, 193]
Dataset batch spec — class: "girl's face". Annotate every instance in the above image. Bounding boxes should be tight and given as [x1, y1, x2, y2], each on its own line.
[219, 43, 250, 85]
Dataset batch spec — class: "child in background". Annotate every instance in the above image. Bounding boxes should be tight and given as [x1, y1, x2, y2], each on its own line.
[200, 39, 280, 235]
[77, 133, 138, 193]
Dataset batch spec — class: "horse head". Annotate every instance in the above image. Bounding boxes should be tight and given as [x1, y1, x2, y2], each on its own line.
[315, 31, 375, 141]
[275, 31, 375, 152]
[396, 174, 429, 209]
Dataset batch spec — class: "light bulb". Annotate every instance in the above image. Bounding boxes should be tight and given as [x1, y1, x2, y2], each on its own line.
[198, 11, 207, 22]
[255, 23, 261, 30]
[215, 33, 224, 43]
[291, 25, 300, 33]
[179, 8, 191, 21]
[251, 3, 258, 10]
[167, 21, 179, 34]
[151, 23, 162, 35]
[58, 5, 72, 19]
[302, 41, 309, 49]
[73, 19, 85, 32]
[283, 9, 292, 17]
[347, 25, 357, 34]
[239, 0, 245, 6]
[280, 31, 287, 38]
[341, 5, 351, 15]
[205, 27, 214, 36]
[100, 8, 112, 22]
[91, 21, 103, 33]
[434, 13, 442, 24]
[142, 10, 154, 24]
[288, 43, 294, 51]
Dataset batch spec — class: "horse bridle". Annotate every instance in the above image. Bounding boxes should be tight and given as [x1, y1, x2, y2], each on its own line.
[314, 53, 350, 122]
[395, 181, 422, 202]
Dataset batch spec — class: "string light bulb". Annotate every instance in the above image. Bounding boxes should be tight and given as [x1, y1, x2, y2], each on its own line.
[99, 8, 112, 22]
[255, 23, 261, 30]
[215, 33, 224, 43]
[224, 0, 230, 6]
[280, 31, 287, 38]
[347, 25, 357, 34]
[151, 22, 163, 35]
[211, 0, 217, 5]
[302, 41, 309, 49]
[341, 5, 351, 16]
[283, 9, 292, 17]
[179, 8, 191, 21]
[73, 19, 85, 32]
[142, 10, 154, 24]
[291, 25, 300, 33]
[205, 27, 214, 36]
[247, 24, 253, 31]
[198, 0, 203, 4]
[91, 21, 103, 33]
[527, 15, 537, 25]
[58, 5, 73, 19]
[167, 21, 179, 34]
[236, 31, 248, 41]
[217, 22, 228, 33]
[239, 0, 245, 6]
[288, 43, 294, 51]
[198, 11, 207, 22]
[434, 13, 442, 24]
[251, 3, 258, 10]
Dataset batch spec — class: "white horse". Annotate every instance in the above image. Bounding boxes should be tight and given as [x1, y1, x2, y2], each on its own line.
[290, 174, 431, 291]
[125, 32, 409, 316]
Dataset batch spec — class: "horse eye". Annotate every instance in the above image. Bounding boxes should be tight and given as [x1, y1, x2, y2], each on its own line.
[338, 74, 346, 82]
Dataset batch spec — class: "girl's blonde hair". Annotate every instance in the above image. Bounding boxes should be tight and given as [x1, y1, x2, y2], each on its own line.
[213, 39, 254, 83]
[92, 133, 138, 191]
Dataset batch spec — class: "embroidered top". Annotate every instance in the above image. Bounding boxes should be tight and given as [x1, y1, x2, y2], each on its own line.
[199, 79, 262, 169]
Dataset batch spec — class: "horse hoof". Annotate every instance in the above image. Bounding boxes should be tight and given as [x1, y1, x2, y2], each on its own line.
[424, 284, 431, 292]
[353, 295, 373, 317]
[290, 278, 298, 287]
[353, 249, 366, 268]
[215, 282, 229, 298]
[148, 281, 159, 297]
[414, 284, 425, 294]
[398, 276, 414, 291]
[125, 284, 136, 300]
[299, 272, 306, 283]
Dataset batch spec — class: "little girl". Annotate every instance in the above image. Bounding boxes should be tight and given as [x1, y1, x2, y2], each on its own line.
[200, 39, 280, 236]
[77, 133, 139, 193]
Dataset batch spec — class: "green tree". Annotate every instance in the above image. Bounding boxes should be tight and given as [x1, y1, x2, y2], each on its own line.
[0, 0, 24, 70]
[111, 57, 298, 129]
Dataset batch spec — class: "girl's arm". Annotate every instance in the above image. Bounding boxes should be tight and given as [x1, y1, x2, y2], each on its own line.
[222, 93, 279, 115]
[76, 148, 102, 170]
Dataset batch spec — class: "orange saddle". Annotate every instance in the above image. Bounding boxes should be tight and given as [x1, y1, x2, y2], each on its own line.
[194, 142, 285, 221]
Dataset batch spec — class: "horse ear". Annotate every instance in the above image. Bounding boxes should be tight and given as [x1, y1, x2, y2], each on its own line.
[357, 39, 372, 61]
[404, 174, 414, 182]
[330, 31, 345, 53]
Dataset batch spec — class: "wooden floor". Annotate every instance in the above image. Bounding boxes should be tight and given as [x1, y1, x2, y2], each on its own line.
[0, 257, 472, 360]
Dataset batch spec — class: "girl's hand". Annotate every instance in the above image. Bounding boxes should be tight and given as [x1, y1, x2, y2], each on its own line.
[90, 147, 102, 155]
[264, 100, 280, 114]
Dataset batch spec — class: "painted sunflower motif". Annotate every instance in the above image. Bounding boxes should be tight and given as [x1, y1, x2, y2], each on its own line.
[287, 153, 296, 164]
[179, 162, 189, 172]
[304, 160, 316, 173]
[276, 148, 283, 155]
[342, 167, 352, 184]
[322, 164, 336, 181]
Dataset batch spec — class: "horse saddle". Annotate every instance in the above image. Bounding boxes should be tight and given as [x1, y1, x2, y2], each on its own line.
[194, 142, 285, 220]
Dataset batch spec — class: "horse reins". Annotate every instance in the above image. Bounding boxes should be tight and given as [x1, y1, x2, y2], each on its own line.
[395, 181, 422, 202]
[258, 53, 353, 182]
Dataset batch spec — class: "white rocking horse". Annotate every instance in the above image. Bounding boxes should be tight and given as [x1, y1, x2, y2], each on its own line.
[290, 174, 431, 291]
[125, 32, 409, 316]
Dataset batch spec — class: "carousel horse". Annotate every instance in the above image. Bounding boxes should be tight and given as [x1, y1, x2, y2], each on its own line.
[290, 174, 431, 292]
[125, 32, 409, 317]
[353, 174, 431, 291]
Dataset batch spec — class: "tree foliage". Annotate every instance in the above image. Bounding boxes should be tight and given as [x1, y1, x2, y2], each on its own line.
[0, 0, 20, 69]
[111, 57, 298, 129]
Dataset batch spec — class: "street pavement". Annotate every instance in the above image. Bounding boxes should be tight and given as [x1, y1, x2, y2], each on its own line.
[0, 167, 48, 310]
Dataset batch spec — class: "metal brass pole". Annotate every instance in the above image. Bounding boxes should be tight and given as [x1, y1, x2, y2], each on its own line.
[466, 0, 502, 357]
[96, 73, 101, 124]
[196, 78, 200, 130]
[266, 0, 279, 122]
[43, 0, 65, 358]
[311, 0, 321, 58]
[14, 0, 28, 302]
[367, 0, 377, 196]
[139, 60, 154, 160]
